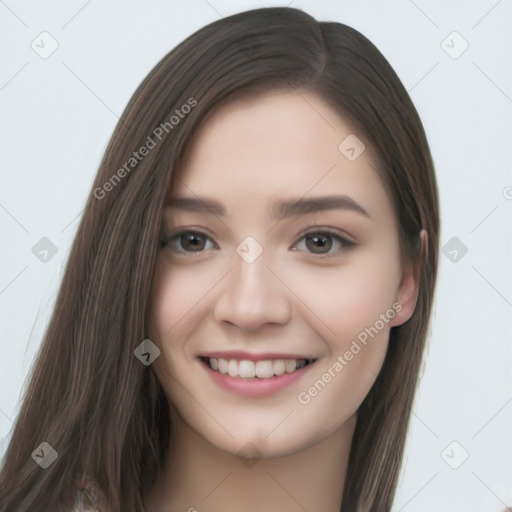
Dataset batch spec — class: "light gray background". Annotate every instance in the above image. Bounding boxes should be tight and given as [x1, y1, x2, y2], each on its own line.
[1, 1, 511, 510]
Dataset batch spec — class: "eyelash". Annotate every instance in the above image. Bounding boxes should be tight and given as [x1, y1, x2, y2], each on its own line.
[160, 226, 356, 259]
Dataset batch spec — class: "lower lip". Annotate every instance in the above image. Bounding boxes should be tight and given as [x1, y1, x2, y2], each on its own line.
[200, 360, 316, 397]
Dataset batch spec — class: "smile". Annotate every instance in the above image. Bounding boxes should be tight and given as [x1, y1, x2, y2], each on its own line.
[199, 356, 315, 379]
[197, 353, 318, 397]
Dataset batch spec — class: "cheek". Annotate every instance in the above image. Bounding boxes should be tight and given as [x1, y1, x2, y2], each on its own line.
[149, 259, 221, 341]
[284, 251, 399, 409]
[148, 259, 235, 404]
[148, 262, 204, 389]
[280, 249, 401, 346]
[292, 267, 396, 432]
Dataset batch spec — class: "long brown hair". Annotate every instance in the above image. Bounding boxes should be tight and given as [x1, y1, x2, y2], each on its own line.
[0, 7, 439, 511]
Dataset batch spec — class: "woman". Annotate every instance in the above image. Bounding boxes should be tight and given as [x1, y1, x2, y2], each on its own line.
[0, 7, 440, 511]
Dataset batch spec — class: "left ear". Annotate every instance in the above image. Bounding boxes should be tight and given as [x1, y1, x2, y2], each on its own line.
[389, 229, 428, 327]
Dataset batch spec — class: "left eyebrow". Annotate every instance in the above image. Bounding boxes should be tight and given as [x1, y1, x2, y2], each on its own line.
[166, 194, 373, 221]
[269, 194, 372, 221]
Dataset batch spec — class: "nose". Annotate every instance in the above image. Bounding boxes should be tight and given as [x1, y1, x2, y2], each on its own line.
[213, 250, 292, 332]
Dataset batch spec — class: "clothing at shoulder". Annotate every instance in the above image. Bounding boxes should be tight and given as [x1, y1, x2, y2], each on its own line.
[71, 486, 102, 512]
[71, 475, 106, 512]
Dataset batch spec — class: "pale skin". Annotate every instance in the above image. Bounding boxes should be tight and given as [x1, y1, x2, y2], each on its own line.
[144, 90, 425, 512]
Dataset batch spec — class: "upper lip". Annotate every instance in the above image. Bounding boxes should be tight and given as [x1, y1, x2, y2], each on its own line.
[198, 351, 316, 362]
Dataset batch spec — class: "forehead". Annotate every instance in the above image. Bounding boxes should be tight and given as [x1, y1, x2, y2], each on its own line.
[172, 91, 392, 223]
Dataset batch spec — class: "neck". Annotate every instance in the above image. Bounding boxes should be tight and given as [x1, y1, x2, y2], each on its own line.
[145, 413, 357, 512]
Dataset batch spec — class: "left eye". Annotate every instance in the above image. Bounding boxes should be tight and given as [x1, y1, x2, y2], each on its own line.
[292, 231, 355, 257]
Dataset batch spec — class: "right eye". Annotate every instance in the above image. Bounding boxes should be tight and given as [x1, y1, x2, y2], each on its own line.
[160, 230, 217, 253]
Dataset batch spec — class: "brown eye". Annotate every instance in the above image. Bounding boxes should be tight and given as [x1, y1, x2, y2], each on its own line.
[292, 229, 356, 258]
[179, 232, 207, 251]
[305, 233, 333, 254]
[161, 230, 216, 253]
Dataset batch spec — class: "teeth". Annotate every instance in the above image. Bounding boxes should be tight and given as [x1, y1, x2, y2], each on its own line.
[273, 359, 285, 376]
[218, 358, 228, 374]
[228, 359, 238, 377]
[285, 359, 296, 373]
[207, 357, 312, 379]
[239, 360, 255, 378]
[255, 360, 274, 379]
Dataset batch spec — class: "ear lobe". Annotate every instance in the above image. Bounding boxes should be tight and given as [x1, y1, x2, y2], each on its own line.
[389, 229, 428, 327]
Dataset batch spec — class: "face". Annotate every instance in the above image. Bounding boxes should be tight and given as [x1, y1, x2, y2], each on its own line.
[148, 91, 418, 459]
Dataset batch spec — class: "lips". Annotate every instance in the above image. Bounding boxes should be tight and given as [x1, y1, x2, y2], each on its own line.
[198, 352, 318, 397]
